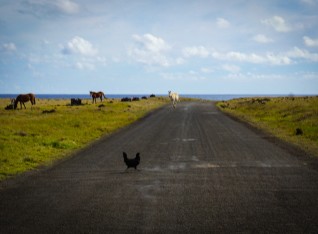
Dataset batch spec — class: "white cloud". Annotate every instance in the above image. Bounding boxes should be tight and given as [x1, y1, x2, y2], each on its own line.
[303, 36, 318, 47]
[25, 37, 105, 71]
[265, 53, 291, 65]
[129, 34, 173, 67]
[261, 16, 291, 32]
[287, 47, 318, 61]
[225, 51, 265, 63]
[224, 51, 291, 65]
[2, 43, 17, 52]
[222, 64, 241, 73]
[182, 46, 210, 58]
[62, 36, 98, 56]
[253, 34, 274, 43]
[183, 46, 292, 65]
[216, 18, 230, 28]
[132, 34, 170, 53]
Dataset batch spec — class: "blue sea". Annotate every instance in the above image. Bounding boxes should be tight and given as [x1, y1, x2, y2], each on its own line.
[0, 94, 307, 101]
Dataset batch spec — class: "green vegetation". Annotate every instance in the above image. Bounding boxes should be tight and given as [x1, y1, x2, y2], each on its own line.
[217, 96, 318, 157]
[0, 97, 169, 181]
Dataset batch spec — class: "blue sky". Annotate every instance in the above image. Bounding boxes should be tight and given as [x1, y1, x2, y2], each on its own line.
[1, 0, 318, 94]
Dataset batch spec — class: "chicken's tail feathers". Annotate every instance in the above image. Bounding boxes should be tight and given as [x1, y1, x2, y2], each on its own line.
[123, 152, 128, 160]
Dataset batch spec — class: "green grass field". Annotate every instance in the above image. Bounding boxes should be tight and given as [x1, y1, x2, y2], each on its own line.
[217, 96, 318, 157]
[0, 97, 169, 181]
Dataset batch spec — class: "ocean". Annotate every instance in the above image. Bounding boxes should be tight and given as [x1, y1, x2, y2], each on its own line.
[0, 94, 302, 101]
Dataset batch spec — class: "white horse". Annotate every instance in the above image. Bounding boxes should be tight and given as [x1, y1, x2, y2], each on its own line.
[168, 91, 179, 108]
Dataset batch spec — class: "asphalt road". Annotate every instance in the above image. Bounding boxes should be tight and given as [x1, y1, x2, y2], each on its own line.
[1, 102, 318, 233]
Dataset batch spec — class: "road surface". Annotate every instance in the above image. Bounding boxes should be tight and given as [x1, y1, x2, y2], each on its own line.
[1, 102, 318, 233]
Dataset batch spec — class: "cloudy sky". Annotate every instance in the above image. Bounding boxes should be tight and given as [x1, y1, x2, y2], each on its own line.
[1, 0, 318, 94]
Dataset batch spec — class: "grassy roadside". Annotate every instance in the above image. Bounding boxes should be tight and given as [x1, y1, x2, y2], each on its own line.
[216, 96, 318, 157]
[0, 97, 169, 181]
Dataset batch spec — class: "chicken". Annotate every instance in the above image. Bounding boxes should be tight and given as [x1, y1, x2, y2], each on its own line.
[123, 152, 140, 170]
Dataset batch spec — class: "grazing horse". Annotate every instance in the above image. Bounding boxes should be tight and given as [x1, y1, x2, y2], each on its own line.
[168, 91, 179, 108]
[14, 93, 36, 109]
[89, 91, 106, 103]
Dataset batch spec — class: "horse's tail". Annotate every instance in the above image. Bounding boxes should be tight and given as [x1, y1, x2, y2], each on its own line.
[29, 93, 36, 105]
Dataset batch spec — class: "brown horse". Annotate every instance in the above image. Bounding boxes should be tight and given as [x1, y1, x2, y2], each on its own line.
[89, 91, 106, 103]
[14, 93, 36, 109]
